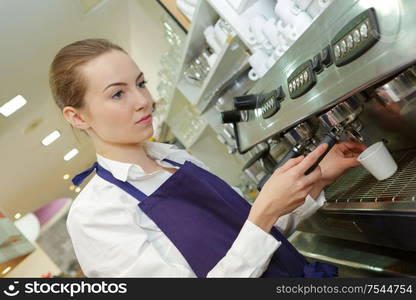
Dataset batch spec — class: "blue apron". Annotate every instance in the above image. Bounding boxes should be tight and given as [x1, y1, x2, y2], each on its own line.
[72, 158, 337, 278]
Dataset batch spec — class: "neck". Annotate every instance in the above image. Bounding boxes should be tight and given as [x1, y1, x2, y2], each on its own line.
[94, 139, 159, 173]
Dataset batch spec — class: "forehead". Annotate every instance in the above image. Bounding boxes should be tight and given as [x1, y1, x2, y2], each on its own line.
[81, 50, 140, 91]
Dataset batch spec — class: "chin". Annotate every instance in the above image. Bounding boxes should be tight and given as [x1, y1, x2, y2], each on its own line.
[139, 126, 154, 142]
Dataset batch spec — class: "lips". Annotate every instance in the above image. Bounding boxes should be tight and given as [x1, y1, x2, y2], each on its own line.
[136, 114, 152, 124]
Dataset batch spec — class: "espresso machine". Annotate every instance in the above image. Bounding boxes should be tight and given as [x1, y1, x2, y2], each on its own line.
[223, 0, 416, 276]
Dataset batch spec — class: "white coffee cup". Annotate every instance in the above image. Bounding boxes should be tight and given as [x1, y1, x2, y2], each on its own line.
[204, 26, 222, 53]
[262, 18, 279, 48]
[357, 141, 398, 181]
[248, 49, 269, 80]
[249, 15, 267, 44]
[214, 21, 228, 45]
[274, 0, 301, 25]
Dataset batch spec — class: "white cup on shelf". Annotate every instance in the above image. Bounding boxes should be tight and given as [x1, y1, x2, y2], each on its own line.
[214, 21, 228, 45]
[249, 15, 267, 45]
[276, 20, 298, 42]
[293, 0, 314, 10]
[266, 55, 277, 69]
[357, 141, 398, 181]
[272, 47, 285, 60]
[248, 49, 269, 81]
[262, 18, 280, 48]
[274, 0, 301, 25]
[204, 26, 222, 53]
[291, 11, 313, 36]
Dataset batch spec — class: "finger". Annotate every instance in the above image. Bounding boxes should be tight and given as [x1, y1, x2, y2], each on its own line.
[277, 155, 304, 173]
[294, 143, 328, 173]
[341, 157, 362, 168]
[302, 165, 322, 186]
[340, 141, 367, 152]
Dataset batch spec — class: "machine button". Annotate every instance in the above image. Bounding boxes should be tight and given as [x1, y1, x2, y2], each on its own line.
[312, 53, 323, 74]
[334, 44, 341, 59]
[353, 29, 361, 43]
[340, 40, 347, 54]
[260, 86, 285, 119]
[321, 45, 333, 67]
[346, 34, 354, 49]
[360, 22, 368, 38]
[303, 70, 309, 81]
[287, 60, 316, 99]
[331, 8, 380, 67]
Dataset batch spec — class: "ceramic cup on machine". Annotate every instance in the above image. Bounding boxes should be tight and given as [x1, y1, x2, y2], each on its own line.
[276, 19, 298, 43]
[357, 141, 398, 181]
[248, 49, 269, 81]
[262, 18, 280, 48]
[214, 20, 228, 45]
[291, 11, 312, 36]
[274, 0, 301, 25]
[204, 25, 222, 54]
[293, 0, 314, 10]
[249, 15, 268, 45]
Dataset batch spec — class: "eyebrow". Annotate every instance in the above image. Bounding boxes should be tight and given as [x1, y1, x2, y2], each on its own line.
[102, 72, 144, 92]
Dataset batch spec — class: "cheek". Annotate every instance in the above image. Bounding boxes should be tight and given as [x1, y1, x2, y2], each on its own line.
[95, 105, 132, 128]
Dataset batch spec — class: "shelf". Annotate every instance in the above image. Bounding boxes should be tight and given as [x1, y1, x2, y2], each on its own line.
[178, 36, 249, 112]
[158, 0, 191, 32]
[207, 0, 276, 53]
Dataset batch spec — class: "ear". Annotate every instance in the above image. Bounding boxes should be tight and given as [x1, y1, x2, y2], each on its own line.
[62, 106, 91, 130]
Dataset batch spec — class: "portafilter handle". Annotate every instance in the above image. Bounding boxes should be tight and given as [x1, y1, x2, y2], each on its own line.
[304, 132, 338, 175]
[257, 145, 303, 190]
[257, 133, 337, 190]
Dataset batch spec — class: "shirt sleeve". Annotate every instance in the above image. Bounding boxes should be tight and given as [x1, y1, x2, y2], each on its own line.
[207, 220, 281, 277]
[273, 190, 327, 237]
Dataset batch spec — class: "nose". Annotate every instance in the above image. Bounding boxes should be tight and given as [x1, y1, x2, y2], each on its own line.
[133, 89, 152, 111]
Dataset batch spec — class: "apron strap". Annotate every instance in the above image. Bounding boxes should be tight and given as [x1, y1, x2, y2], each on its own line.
[71, 158, 184, 201]
[163, 158, 183, 168]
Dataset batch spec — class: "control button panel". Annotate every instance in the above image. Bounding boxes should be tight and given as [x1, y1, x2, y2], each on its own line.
[260, 86, 285, 119]
[287, 60, 316, 99]
[331, 8, 380, 67]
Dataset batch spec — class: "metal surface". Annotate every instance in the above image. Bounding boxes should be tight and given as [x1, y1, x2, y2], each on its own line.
[323, 148, 416, 208]
[283, 122, 315, 146]
[374, 65, 416, 104]
[289, 231, 416, 277]
[318, 97, 362, 129]
[236, 0, 416, 152]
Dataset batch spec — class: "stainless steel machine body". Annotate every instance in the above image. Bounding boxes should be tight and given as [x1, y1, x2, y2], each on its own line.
[230, 0, 416, 275]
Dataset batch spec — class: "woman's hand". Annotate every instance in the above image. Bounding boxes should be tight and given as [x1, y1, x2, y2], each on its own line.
[309, 141, 367, 199]
[248, 144, 328, 232]
[319, 141, 367, 186]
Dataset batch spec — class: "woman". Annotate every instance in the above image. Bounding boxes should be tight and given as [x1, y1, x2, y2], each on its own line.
[49, 38, 366, 278]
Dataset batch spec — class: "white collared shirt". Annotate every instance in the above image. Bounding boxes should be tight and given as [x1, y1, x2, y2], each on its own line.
[66, 141, 326, 277]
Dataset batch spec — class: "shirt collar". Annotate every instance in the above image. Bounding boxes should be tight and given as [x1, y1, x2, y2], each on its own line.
[96, 141, 178, 182]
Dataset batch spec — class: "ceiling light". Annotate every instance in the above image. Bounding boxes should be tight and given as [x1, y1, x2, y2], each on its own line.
[63, 174, 70, 180]
[69, 185, 75, 191]
[64, 148, 79, 161]
[1, 266, 12, 275]
[0, 95, 27, 117]
[41, 130, 61, 146]
[75, 187, 81, 193]
[14, 213, 21, 220]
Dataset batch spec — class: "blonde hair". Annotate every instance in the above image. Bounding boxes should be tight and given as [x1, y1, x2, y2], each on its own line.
[49, 38, 126, 111]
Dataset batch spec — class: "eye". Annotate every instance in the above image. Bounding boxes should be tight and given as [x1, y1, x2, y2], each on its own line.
[112, 91, 123, 99]
[137, 80, 148, 89]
